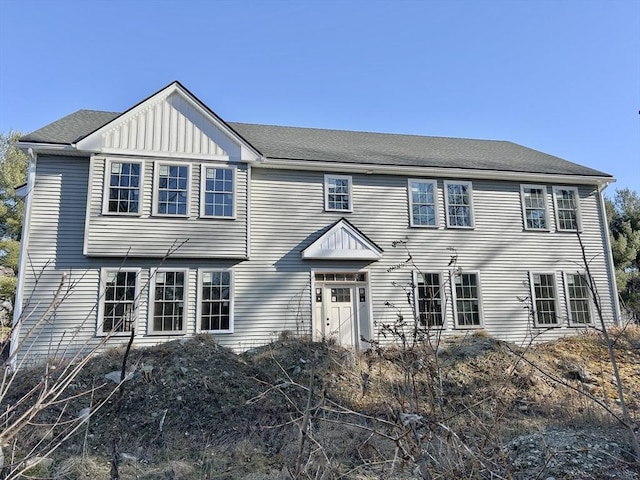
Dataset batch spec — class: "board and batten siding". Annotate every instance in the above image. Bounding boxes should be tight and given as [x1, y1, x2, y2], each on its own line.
[84, 157, 248, 258]
[234, 168, 615, 349]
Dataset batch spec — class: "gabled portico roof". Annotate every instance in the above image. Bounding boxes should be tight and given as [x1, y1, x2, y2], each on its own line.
[301, 219, 383, 260]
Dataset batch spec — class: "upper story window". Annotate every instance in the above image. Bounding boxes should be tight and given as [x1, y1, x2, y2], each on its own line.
[325, 174, 352, 212]
[565, 272, 592, 325]
[530, 272, 559, 326]
[552, 186, 580, 231]
[201, 166, 235, 218]
[444, 181, 474, 228]
[521, 185, 549, 230]
[105, 160, 142, 214]
[149, 269, 187, 334]
[99, 268, 139, 334]
[154, 163, 190, 216]
[453, 271, 482, 327]
[198, 269, 233, 332]
[408, 179, 438, 227]
[415, 272, 444, 328]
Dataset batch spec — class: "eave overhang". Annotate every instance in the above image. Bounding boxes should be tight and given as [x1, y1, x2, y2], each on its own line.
[256, 157, 615, 187]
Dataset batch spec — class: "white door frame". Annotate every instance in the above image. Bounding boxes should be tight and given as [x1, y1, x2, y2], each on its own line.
[311, 269, 372, 349]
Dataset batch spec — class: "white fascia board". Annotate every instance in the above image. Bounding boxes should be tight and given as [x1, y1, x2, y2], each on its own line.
[257, 158, 614, 187]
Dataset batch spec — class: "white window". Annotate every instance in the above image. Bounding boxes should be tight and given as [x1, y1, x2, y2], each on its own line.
[325, 174, 352, 212]
[520, 185, 549, 230]
[154, 163, 191, 216]
[530, 272, 559, 326]
[201, 166, 235, 218]
[408, 179, 438, 227]
[452, 271, 482, 327]
[149, 269, 187, 334]
[104, 160, 143, 214]
[444, 181, 474, 228]
[565, 272, 592, 325]
[99, 268, 140, 334]
[552, 186, 580, 231]
[414, 271, 445, 327]
[198, 269, 233, 333]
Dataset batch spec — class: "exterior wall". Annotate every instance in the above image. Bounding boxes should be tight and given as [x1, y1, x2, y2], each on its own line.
[84, 156, 248, 258]
[15, 155, 616, 361]
[237, 168, 615, 348]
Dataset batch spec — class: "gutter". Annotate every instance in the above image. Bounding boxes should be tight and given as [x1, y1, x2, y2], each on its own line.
[9, 149, 38, 366]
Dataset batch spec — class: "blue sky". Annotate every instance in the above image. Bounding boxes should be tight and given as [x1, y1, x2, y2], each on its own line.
[0, 0, 638, 195]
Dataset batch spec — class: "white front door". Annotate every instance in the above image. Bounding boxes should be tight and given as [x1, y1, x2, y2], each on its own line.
[326, 286, 355, 347]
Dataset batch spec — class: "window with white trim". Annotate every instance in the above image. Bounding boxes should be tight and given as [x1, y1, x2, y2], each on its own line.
[415, 272, 444, 327]
[154, 163, 190, 216]
[201, 166, 235, 218]
[150, 270, 186, 333]
[565, 272, 592, 325]
[530, 272, 559, 326]
[199, 270, 233, 332]
[105, 160, 142, 214]
[521, 185, 549, 230]
[325, 175, 352, 212]
[552, 187, 580, 231]
[453, 272, 482, 327]
[100, 269, 139, 333]
[444, 181, 474, 228]
[408, 179, 438, 227]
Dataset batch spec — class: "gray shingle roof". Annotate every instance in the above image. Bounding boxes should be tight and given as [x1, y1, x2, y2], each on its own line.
[20, 110, 611, 178]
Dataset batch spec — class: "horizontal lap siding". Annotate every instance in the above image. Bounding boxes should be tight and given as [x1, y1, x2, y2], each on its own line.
[235, 170, 614, 349]
[85, 157, 247, 258]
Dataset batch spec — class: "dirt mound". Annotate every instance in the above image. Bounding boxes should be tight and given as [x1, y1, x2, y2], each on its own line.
[2, 329, 639, 479]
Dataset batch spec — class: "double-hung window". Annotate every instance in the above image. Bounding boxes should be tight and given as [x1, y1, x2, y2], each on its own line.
[453, 272, 482, 327]
[444, 181, 474, 228]
[325, 175, 352, 212]
[154, 163, 190, 216]
[100, 268, 139, 334]
[198, 270, 233, 332]
[530, 272, 559, 326]
[105, 160, 142, 214]
[150, 269, 187, 334]
[415, 272, 444, 327]
[552, 187, 580, 231]
[201, 166, 235, 218]
[565, 272, 592, 325]
[408, 180, 438, 227]
[521, 185, 549, 230]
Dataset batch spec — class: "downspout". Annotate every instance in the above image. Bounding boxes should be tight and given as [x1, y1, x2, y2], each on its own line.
[9, 148, 38, 366]
[598, 182, 622, 325]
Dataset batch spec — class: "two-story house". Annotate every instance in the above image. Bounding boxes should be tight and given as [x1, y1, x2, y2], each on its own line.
[11, 81, 619, 361]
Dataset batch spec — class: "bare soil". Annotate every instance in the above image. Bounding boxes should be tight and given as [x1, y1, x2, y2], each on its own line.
[2, 327, 639, 479]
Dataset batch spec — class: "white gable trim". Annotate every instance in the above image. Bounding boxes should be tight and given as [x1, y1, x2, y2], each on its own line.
[74, 82, 261, 162]
[302, 219, 383, 260]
